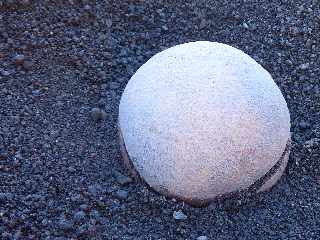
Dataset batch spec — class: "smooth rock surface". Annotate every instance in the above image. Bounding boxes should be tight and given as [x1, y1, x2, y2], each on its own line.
[119, 41, 291, 204]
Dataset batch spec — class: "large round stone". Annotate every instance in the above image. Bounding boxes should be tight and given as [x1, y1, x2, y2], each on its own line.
[118, 41, 291, 206]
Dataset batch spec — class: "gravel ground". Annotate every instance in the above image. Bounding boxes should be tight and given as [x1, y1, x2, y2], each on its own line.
[0, 0, 319, 239]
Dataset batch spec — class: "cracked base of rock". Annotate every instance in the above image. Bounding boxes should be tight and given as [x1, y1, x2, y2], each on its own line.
[118, 124, 290, 206]
[118, 41, 291, 206]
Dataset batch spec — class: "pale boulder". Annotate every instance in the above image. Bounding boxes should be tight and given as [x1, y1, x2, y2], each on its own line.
[118, 41, 291, 205]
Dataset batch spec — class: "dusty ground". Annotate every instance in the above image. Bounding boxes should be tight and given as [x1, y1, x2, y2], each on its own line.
[0, 0, 319, 239]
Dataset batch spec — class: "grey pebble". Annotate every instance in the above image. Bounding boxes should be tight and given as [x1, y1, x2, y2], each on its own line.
[84, 4, 91, 11]
[89, 209, 100, 219]
[243, 22, 249, 29]
[299, 121, 310, 129]
[58, 218, 73, 232]
[113, 170, 132, 185]
[98, 71, 107, 80]
[100, 83, 108, 90]
[173, 210, 188, 220]
[32, 89, 40, 97]
[1, 232, 12, 239]
[300, 63, 310, 70]
[97, 98, 106, 108]
[0, 193, 14, 202]
[1, 70, 11, 76]
[109, 81, 120, 90]
[79, 204, 89, 211]
[76, 224, 88, 236]
[88, 184, 102, 197]
[22, 60, 34, 70]
[13, 54, 25, 65]
[73, 211, 86, 223]
[67, 166, 76, 173]
[115, 189, 129, 200]
[197, 236, 208, 240]
[91, 108, 107, 121]
[20, 0, 30, 5]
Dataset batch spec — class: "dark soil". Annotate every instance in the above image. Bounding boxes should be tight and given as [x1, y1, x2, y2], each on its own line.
[0, 0, 319, 239]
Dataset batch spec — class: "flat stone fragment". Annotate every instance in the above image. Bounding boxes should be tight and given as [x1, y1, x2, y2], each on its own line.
[173, 210, 188, 220]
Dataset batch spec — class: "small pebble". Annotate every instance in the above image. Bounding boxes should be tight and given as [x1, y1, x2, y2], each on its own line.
[89, 210, 100, 219]
[73, 211, 86, 223]
[13, 54, 25, 65]
[109, 81, 120, 90]
[0, 193, 13, 202]
[0, 153, 8, 161]
[304, 138, 319, 150]
[113, 170, 132, 185]
[243, 22, 249, 29]
[1, 232, 12, 239]
[100, 83, 108, 90]
[20, 0, 31, 6]
[91, 108, 107, 121]
[306, 39, 313, 48]
[173, 210, 188, 220]
[67, 166, 76, 173]
[300, 63, 310, 70]
[32, 89, 40, 97]
[58, 219, 73, 232]
[23, 60, 34, 70]
[1, 70, 11, 76]
[76, 224, 88, 236]
[299, 121, 310, 129]
[197, 236, 208, 240]
[79, 204, 89, 211]
[88, 184, 102, 197]
[97, 98, 106, 108]
[115, 189, 128, 200]
[84, 4, 91, 11]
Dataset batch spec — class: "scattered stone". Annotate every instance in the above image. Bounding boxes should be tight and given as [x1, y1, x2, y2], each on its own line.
[300, 63, 310, 70]
[299, 121, 311, 129]
[1, 70, 11, 76]
[23, 60, 34, 70]
[113, 170, 132, 185]
[41, 218, 49, 226]
[242, 22, 249, 29]
[88, 184, 102, 197]
[0, 193, 14, 202]
[67, 166, 76, 173]
[13, 54, 25, 65]
[173, 210, 188, 220]
[91, 108, 107, 121]
[20, 0, 31, 6]
[79, 204, 89, 212]
[31, 89, 41, 97]
[97, 98, 106, 108]
[304, 138, 319, 151]
[115, 189, 128, 200]
[306, 39, 313, 48]
[89, 209, 100, 219]
[197, 236, 208, 240]
[73, 211, 86, 223]
[84, 5, 91, 11]
[100, 83, 108, 90]
[109, 81, 120, 90]
[0, 153, 8, 161]
[58, 218, 73, 232]
[1, 232, 12, 239]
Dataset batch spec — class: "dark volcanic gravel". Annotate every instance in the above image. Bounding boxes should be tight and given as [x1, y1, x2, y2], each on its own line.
[0, 1, 319, 239]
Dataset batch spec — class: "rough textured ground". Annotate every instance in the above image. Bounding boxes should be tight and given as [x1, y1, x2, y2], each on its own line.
[0, 0, 319, 239]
